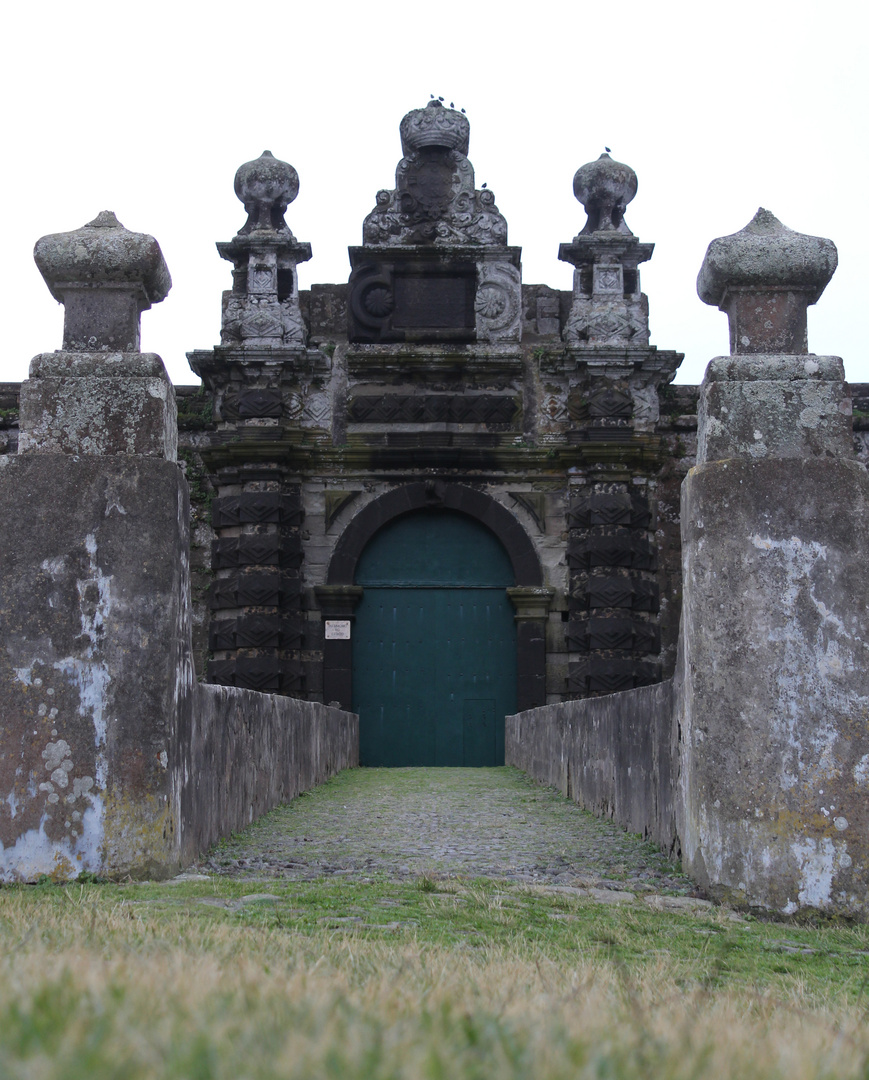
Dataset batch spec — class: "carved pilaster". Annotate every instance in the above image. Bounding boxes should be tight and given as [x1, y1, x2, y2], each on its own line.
[207, 474, 305, 695]
[565, 485, 661, 698]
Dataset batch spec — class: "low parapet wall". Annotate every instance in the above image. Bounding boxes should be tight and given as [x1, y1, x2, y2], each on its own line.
[506, 679, 678, 856]
[177, 686, 358, 867]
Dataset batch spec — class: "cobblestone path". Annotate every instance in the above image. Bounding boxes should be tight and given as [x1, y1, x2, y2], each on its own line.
[196, 767, 695, 896]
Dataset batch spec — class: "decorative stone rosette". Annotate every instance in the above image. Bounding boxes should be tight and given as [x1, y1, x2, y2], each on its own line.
[475, 263, 521, 342]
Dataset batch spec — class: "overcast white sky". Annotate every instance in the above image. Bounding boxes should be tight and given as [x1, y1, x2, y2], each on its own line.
[2, 0, 864, 387]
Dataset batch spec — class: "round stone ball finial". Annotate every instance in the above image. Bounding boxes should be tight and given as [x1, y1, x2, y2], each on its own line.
[234, 150, 300, 235]
[573, 153, 638, 235]
[399, 99, 471, 159]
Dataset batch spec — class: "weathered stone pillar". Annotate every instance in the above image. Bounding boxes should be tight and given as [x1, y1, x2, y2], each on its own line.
[0, 213, 194, 881]
[676, 208, 869, 916]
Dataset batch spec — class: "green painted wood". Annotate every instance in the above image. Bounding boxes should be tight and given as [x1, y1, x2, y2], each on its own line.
[356, 509, 514, 586]
[352, 512, 517, 767]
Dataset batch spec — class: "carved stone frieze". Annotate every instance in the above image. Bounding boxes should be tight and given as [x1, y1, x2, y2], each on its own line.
[347, 258, 477, 343]
[348, 394, 518, 425]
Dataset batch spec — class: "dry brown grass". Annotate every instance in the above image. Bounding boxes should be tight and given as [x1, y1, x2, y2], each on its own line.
[1, 882, 868, 1079]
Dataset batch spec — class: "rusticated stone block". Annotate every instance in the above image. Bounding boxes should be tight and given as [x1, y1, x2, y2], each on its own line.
[211, 492, 303, 527]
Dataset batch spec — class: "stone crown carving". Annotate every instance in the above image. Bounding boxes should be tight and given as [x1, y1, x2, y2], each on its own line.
[697, 208, 837, 307]
[400, 99, 471, 156]
[362, 100, 508, 247]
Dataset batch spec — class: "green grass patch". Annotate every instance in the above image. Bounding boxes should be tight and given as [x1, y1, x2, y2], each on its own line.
[3, 874, 869, 1078]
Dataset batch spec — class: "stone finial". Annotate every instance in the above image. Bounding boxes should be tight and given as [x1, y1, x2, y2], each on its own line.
[360, 100, 508, 247]
[234, 150, 300, 235]
[697, 208, 838, 354]
[399, 99, 471, 157]
[573, 153, 638, 236]
[33, 212, 171, 352]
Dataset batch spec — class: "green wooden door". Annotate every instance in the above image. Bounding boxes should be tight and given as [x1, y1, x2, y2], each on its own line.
[352, 510, 516, 766]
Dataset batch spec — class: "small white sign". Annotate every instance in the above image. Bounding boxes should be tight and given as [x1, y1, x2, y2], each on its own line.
[325, 620, 351, 640]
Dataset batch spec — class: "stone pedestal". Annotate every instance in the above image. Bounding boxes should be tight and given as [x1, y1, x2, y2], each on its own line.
[677, 455, 869, 915]
[697, 354, 852, 464]
[19, 352, 177, 460]
[676, 208, 869, 916]
[0, 209, 195, 881]
[0, 455, 193, 881]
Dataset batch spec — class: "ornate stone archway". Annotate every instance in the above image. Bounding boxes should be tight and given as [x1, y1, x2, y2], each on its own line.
[316, 482, 552, 714]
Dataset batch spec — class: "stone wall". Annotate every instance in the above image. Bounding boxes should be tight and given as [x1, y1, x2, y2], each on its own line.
[505, 679, 677, 855]
[177, 685, 358, 867]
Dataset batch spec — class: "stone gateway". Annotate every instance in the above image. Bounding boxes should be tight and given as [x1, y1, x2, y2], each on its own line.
[1, 99, 867, 920]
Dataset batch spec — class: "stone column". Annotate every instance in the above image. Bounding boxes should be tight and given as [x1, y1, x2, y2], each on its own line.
[0, 212, 194, 881]
[188, 151, 314, 698]
[676, 208, 869, 917]
[557, 153, 678, 697]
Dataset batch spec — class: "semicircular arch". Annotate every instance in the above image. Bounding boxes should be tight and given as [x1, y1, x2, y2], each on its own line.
[326, 482, 542, 587]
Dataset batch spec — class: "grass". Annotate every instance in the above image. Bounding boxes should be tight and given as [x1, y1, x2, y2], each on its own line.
[2, 873, 869, 1078]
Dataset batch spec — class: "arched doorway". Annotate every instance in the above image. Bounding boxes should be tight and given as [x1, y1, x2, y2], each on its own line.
[352, 510, 517, 766]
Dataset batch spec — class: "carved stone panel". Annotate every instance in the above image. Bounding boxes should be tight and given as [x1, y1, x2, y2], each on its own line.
[475, 262, 521, 342]
[212, 493, 303, 528]
[348, 261, 476, 342]
[567, 658, 661, 696]
[564, 297, 649, 347]
[566, 530, 657, 571]
[566, 617, 660, 654]
[209, 615, 303, 651]
[221, 389, 284, 420]
[207, 657, 302, 693]
[208, 571, 301, 610]
[568, 493, 654, 529]
[211, 534, 303, 569]
[569, 386, 633, 423]
[581, 576, 660, 612]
